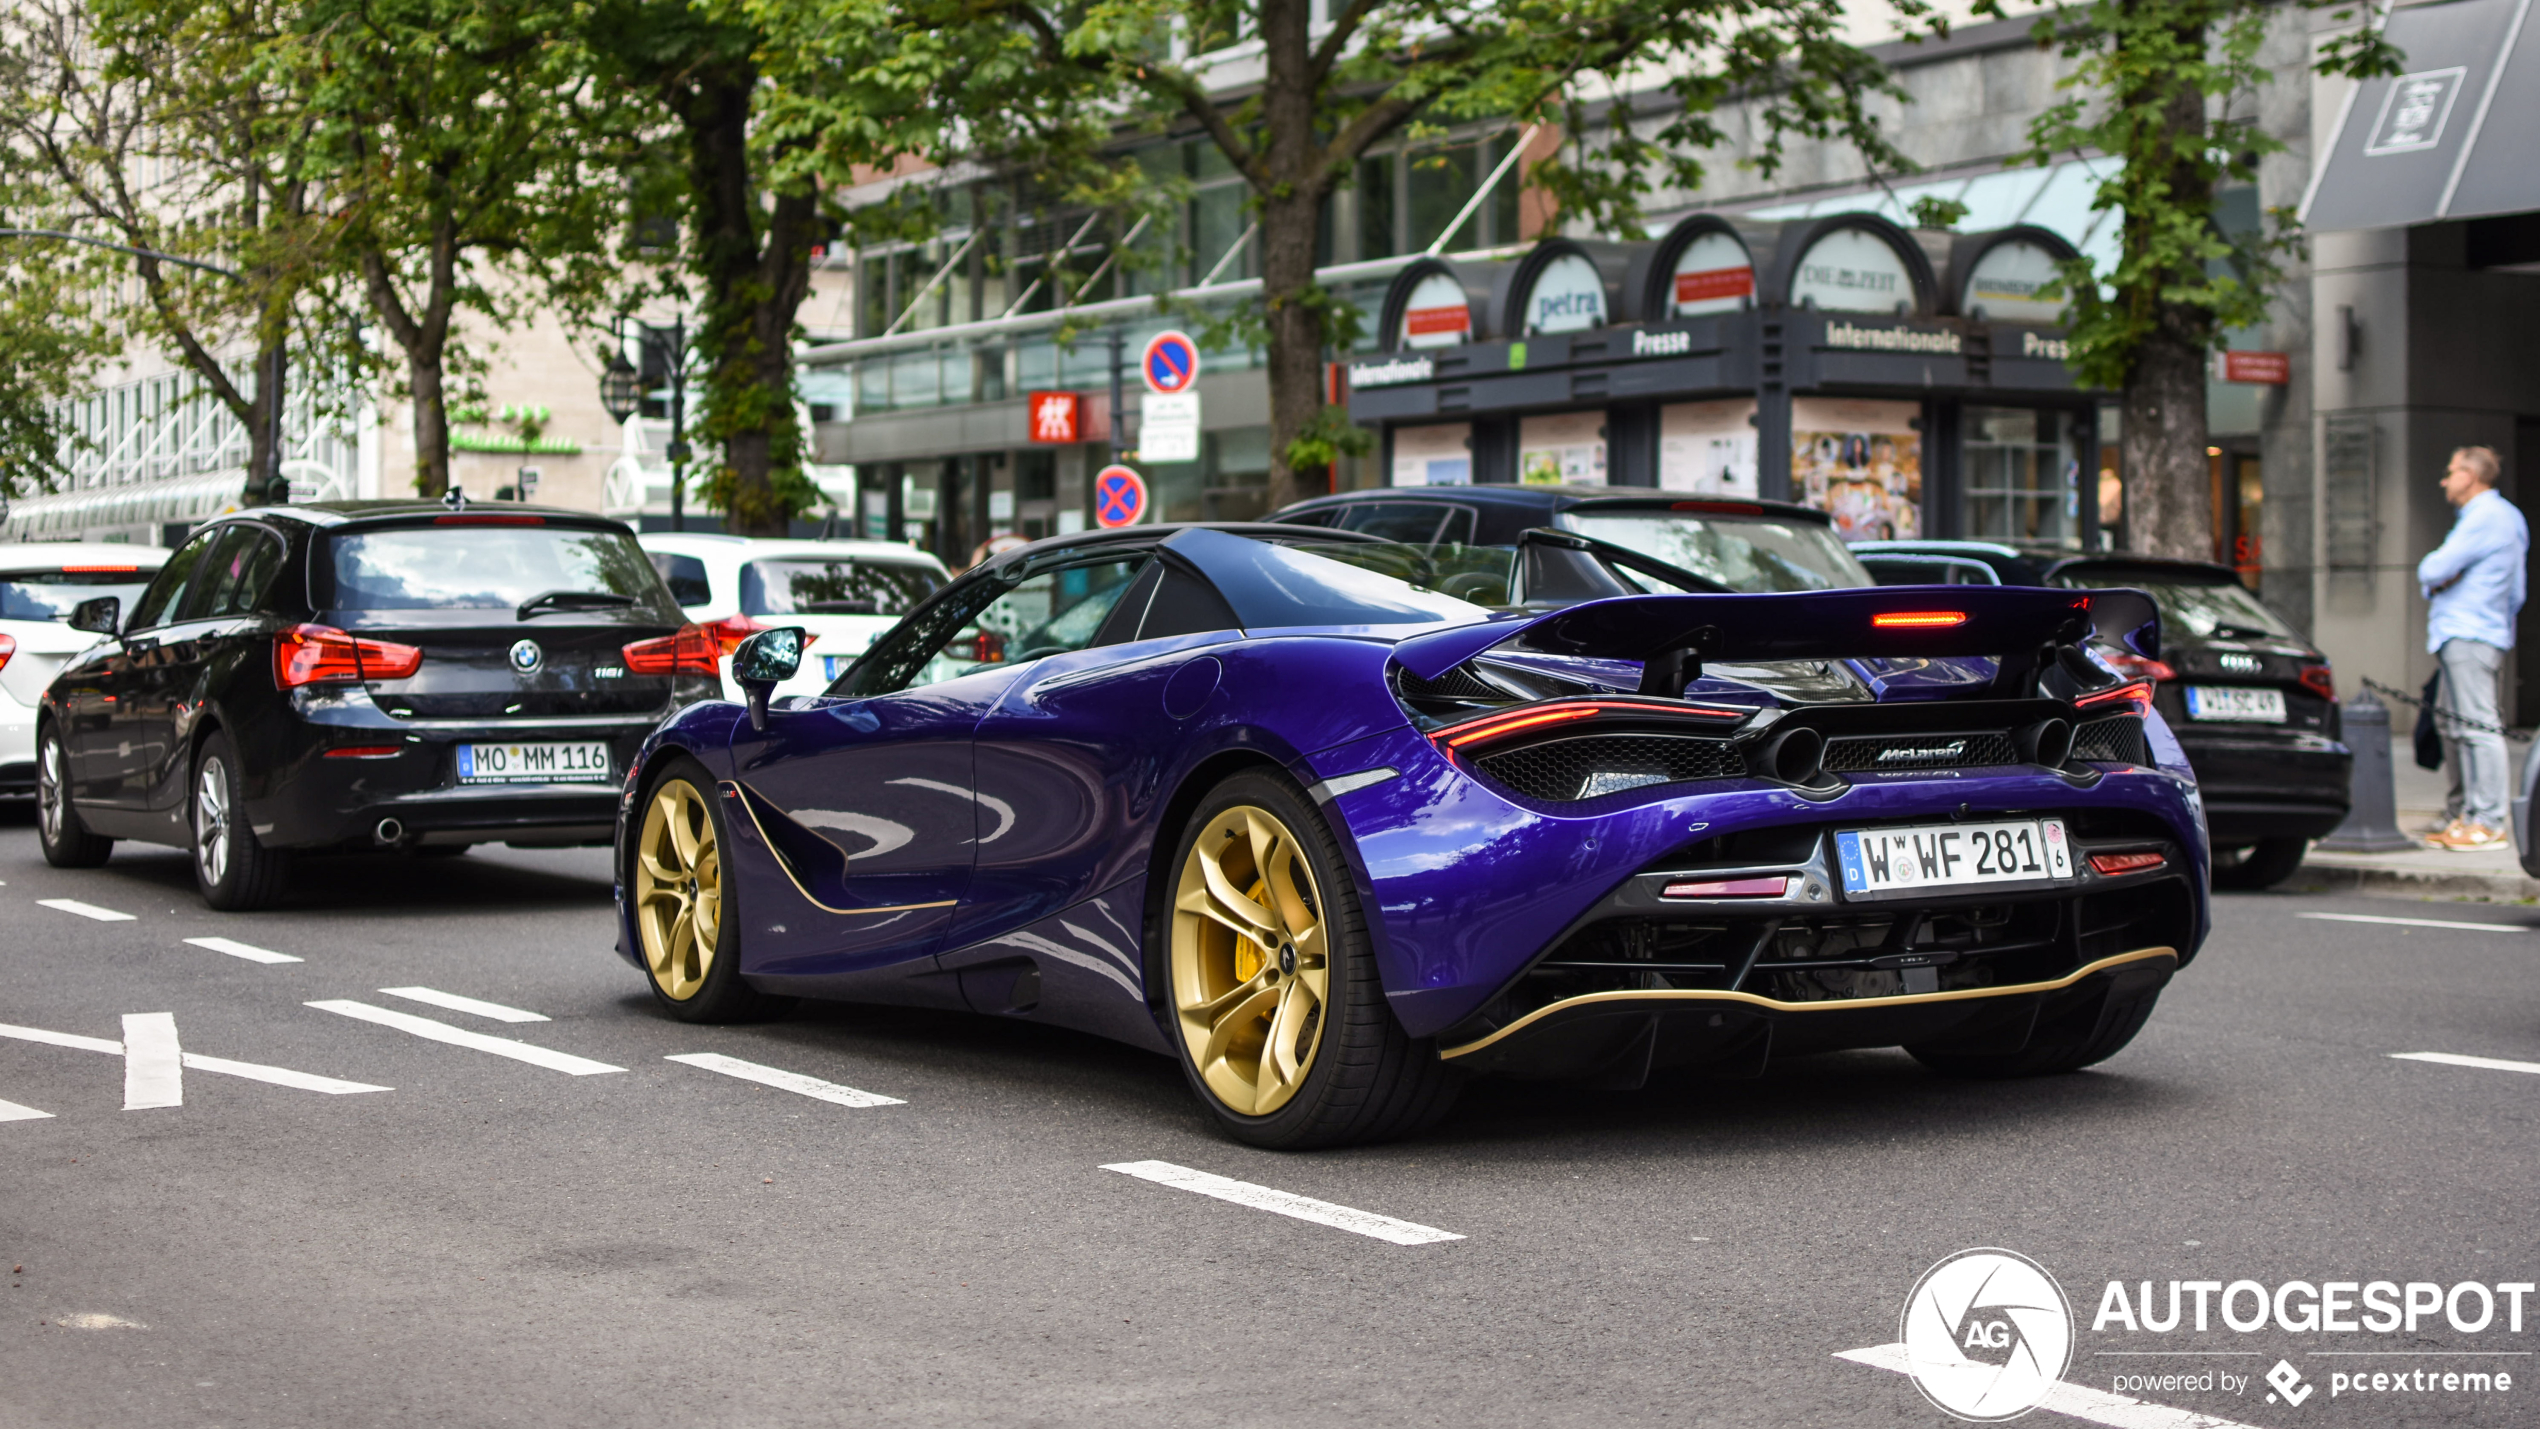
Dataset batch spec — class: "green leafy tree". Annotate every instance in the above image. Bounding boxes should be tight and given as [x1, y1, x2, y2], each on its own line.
[298, 0, 631, 497]
[0, 0, 333, 503]
[1002, 0, 1947, 509]
[0, 238, 113, 500]
[2007, 0, 2399, 561]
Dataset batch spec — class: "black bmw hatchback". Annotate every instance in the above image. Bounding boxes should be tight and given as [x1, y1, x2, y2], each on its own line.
[36, 500, 717, 909]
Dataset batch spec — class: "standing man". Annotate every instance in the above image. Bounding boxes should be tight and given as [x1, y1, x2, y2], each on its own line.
[2419, 446, 2528, 851]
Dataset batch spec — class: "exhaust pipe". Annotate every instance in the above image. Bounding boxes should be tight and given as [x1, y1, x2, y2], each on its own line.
[1750, 727, 1825, 784]
[2017, 717, 2074, 769]
[374, 817, 404, 846]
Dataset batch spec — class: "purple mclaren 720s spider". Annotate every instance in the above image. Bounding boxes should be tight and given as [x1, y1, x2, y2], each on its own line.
[611, 522, 2206, 1149]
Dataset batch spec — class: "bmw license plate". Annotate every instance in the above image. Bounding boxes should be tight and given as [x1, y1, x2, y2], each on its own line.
[2185, 685, 2285, 722]
[456, 741, 611, 784]
[1835, 819, 2073, 899]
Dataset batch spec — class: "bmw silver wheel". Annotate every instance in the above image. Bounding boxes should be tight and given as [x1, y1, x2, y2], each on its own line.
[34, 729, 111, 868]
[196, 757, 232, 886]
[38, 737, 68, 843]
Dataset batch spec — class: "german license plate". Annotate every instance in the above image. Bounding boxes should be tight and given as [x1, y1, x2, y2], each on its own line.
[823, 655, 848, 680]
[1835, 819, 2073, 899]
[456, 741, 611, 784]
[2186, 685, 2285, 722]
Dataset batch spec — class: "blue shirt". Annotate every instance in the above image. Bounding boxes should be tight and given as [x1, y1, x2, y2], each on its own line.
[2419, 487, 2528, 652]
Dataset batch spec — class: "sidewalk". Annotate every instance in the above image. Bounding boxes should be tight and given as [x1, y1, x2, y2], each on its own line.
[2287, 734, 2537, 903]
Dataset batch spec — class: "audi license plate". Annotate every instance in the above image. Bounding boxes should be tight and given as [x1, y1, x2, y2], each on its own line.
[1835, 819, 2074, 899]
[456, 741, 611, 784]
[2185, 685, 2285, 723]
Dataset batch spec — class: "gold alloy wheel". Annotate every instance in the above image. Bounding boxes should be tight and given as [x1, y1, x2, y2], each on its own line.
[634, 779, 722, 1001]
[1170, 804, 1330, 1116]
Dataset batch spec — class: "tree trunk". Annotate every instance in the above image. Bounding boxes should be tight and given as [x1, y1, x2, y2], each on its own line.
[408, 351, 451, 498]
[2115, 26, 2216, 562]
[683, 67, 817, 538]
[1259, 189, 1328, 513]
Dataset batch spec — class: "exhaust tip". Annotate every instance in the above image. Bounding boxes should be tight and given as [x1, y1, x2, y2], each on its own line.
[1759, 727, 1825, 784]
[2021, 717, 2074, 769]
[374, 817, 404, 846]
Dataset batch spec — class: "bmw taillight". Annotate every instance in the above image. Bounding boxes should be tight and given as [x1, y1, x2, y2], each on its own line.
[2299, 663, 2335, 701]
[275, 624, 424, 688]
[622, 623, 722, 677]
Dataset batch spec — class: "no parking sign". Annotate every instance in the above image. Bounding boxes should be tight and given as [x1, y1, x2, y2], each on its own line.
[1142, 331, 1200, 395]
[1093, 465, 1148, 528]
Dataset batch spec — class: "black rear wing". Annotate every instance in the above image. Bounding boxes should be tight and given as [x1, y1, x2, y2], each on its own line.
[1392, 585, 2160, 694]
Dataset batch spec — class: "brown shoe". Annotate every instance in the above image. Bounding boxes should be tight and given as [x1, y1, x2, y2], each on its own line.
[2438, 823, 2509, 852]
[2427, 819, 2469, 849]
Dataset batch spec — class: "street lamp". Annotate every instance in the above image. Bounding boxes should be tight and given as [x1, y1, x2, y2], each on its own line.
[599, 315, 690, 532]
[0, 228, 289, 506]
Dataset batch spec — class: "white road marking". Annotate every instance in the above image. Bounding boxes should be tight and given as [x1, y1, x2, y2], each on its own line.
[38, 898, 134, 923]
[1100, 1160, 1464, 1246]
[0, 1098, 53, 1122]
[306, 1000, 621, 1075]
[666, 1053, 904, 1107]
[379, 986, 548, 1023]
[121, 1013, 181, 1110]
[2297, 912, 2532, 934]
[0, 1019, 388, 1095]
[2392, 1050, 2540, 1076]
[1837, 1342, 2262, 1429]
[183, 936, 301, 965]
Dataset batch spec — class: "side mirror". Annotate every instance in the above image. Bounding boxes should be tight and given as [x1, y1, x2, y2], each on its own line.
[68, 596, 121, 637]
[731, 626, 806, 732]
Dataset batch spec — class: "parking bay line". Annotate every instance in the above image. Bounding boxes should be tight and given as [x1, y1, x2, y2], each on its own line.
[0, 1020, 388, 1095]
[379, 987, 548, 1024]
[1837, 1342, 2261, 1429]
[306, 1000, 621, 1075]
[0, 1098, 54, 1122]
[2392, 1050, 2540, 1076]
[122, 1013, 181, 1110]
[38, 899, 134, 923]
[183, 936, 301, 965]
[666, 1052, 903, 1107]
[1101, 1160, 1463, 1246]
[2298, 912, 2533, 934]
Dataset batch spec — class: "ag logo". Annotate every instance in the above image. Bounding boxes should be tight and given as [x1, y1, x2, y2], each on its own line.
[1900, 1248, 2073, 1421]
[508, 639, 544, 675]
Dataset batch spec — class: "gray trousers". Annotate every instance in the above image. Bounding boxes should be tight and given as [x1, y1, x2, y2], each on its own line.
[2438, 638, 2510, 828]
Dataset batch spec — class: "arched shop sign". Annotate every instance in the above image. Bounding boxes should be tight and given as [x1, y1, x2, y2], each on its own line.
[1778, 216, 1933, 315]
[1628, 215, 1759, 320]
[1386, 261, 1476, 350]
[1948, 224, 2081, 327]
[1500, 240, 1626, 336]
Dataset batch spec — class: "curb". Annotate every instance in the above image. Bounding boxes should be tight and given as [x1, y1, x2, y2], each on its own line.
[2288, 860, 2540, 904]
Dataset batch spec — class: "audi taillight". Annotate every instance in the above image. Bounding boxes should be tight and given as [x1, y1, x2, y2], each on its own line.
[622, 623, 722, 677]
[2299, 663, 2335, 701]
[275, 625, 424, 688]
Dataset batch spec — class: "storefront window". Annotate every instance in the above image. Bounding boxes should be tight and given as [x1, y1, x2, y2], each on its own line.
[1518, 411, 1606, 485]
[2209, 445, 2262, 586]
[1792, 397, 1921, 541]
[1964, 406, 2082, 547]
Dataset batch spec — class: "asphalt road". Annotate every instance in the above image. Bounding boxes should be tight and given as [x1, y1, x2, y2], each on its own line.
[2, 807, 2534, 1429]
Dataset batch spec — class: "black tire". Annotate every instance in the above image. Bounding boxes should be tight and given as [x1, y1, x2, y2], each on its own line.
[192, 731, 293, 911]
[1906, 990, 2161, 1079]
[35, 725, 112, 868]
[629, 756, 785, 1023]
[2211, 838, 2307, 891]
[1157, 768, 1461, 1149]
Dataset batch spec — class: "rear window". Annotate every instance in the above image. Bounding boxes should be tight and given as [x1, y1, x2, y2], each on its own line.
[328, 525, 672, 614]
[1563, 509, 1872, 592]
[741, 558, 940, 617]
[2052, 567, 2295, 640]
[650, 552, 712, 606]
[0, 565, 158, 622]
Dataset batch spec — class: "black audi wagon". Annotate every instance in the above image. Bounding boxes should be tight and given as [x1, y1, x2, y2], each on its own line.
[37, 499, 717, 909]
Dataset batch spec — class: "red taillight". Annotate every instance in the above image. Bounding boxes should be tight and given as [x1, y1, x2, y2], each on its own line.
[2102, 651, 2177, 684]
[0, 632, 14, 673]
[622, 623, 722, 677]
[2299, 663, 2335, 701]
[275, 625, 424, 688]
[1661, 875, 1790, 898]
[323, 745, 403, 759]
[2075, 679, 2155, 715]
[1872, 611, 1967, 629]
[1439, 705, 1601, 749]
[2089, 850, 2167, 876]
[60, 564, 138, 572]
[699, 613, 815, 657]
[1432, 698, 1751, 751]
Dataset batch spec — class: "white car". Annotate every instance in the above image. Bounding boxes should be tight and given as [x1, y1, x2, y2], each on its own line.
[1, 542, 168, 797]
[637, 533, 953, 701]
